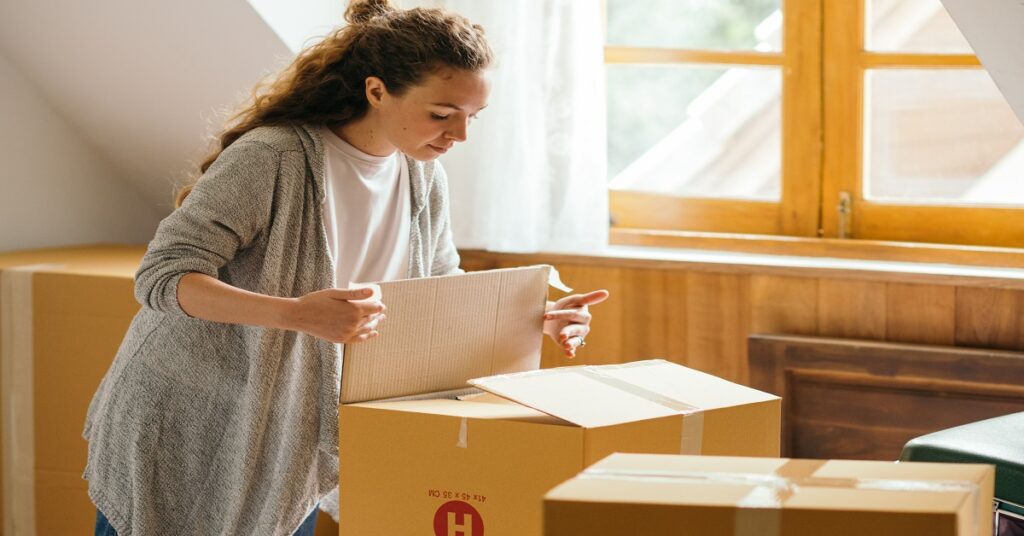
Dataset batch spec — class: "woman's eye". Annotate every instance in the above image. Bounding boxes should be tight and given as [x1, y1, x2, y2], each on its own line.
[430, 113, 449, 120]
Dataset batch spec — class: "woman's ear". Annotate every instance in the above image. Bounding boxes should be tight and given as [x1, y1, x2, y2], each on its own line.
[364, 76, 388, 109]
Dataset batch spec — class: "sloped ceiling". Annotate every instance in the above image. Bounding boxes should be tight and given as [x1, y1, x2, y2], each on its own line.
[0, 1, 293, 213]
[247, 0, 345, 54]
[941, 0, 1024, 125]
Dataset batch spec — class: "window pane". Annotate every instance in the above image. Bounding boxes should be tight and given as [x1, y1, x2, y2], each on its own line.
[867, 0, 973, 53]
[865, 69, 1024, 206]
[608, 65, 781, 201]
[606, 0, 782, 52]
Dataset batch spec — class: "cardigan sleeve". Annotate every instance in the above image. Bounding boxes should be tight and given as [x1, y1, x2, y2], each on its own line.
[134, 141, 280, 316]
[428, 162, 464, 276]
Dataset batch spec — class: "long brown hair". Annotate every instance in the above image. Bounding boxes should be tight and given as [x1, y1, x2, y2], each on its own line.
[175, 0, 493, 208]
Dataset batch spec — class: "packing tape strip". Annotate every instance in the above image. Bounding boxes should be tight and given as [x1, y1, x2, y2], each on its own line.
[1, 265, 60, 536]
[680, 411, 704, 455]
[581, 460, 981, 536]
[472, 363, 697, 414]
[733, 459, 825, 536]
[456, 417, 468, 449]
[574, 367, 699, 413]
[574, 367, 705, 455]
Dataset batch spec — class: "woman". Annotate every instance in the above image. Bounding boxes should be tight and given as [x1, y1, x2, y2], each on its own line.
[83, 1, 608, 534]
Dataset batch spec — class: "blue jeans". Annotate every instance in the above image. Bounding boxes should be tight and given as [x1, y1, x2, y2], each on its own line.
[94, 506, 319, 535]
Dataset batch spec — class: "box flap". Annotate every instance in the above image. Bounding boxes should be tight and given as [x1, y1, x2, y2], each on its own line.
[612, 360, 779, 408]
[468, 360, 742, 428]
[340, 265, 550, 403]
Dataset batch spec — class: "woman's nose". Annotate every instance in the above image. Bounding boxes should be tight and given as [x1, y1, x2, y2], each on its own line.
[446, 119, 469, 142]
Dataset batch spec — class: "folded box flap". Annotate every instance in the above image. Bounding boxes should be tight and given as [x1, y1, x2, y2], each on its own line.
[594, 360, 780, 410]
[340, 265, 551, 403]
[468, 360, 711, 428]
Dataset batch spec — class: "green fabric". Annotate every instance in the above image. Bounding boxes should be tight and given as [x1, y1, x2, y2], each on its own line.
[900, 411, 1024, 508]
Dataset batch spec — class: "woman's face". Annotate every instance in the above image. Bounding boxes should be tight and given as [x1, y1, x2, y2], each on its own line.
[373, 68, 490, 161]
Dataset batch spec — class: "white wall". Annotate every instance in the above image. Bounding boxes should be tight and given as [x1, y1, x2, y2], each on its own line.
[0, 51, 162, 253]
[0, 0, 293, 218]
[941, 0, 1024, 125]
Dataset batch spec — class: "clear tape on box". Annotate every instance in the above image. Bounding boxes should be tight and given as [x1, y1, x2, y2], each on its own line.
[579, 459, 982, 536]
[1, 264, 63, 536]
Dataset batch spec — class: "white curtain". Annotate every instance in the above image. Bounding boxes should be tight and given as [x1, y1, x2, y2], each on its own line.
[399, 0, 609, 253]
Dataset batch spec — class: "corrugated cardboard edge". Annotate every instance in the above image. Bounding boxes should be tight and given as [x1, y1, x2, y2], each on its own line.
[1, 265, 61, 536]
[340, 265, 551, 403]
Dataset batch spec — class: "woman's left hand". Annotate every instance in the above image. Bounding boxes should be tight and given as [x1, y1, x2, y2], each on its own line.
[543, 289, 610, 359]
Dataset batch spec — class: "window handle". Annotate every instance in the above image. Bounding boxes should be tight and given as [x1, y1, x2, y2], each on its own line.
[838, 191, 853, 239]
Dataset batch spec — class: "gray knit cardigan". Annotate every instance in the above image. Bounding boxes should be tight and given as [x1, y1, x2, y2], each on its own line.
[82, 124, 461, 535]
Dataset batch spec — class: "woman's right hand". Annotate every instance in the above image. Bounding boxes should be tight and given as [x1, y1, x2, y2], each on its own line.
[282, 288, 387, 344]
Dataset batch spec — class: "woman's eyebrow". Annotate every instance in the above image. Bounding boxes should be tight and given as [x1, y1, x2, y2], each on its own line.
[431, 102, 489, 113]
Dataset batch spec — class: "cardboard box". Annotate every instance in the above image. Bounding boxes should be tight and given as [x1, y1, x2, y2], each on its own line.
[0, 245, 144, 536]
[544, 453, 995, 536]
[338, 265, 781, 536]
[340, 265, 554, 403]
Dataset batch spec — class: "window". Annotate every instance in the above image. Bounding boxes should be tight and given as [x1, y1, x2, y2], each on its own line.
[606, 0, 1024, 247]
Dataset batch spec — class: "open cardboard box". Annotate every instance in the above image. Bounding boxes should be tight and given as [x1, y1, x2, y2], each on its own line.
[544, 453, 995, 536]
[338, 265, 780, 536]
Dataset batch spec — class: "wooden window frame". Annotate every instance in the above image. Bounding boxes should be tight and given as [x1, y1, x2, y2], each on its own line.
[606, 0, 823, 238]
[822, 0, 1024, 248]
[608, 0, 1024, 250]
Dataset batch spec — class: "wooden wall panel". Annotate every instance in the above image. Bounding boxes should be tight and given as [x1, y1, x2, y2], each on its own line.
[885, 283, 956, 346]
[817, 279, 887, 340]
[749, 275, 818, 337]
[685, 273, 748, 383]
[749, 335, 1024, 460]
[955, 287, 1024, 350]
[663, 272, 689, 371]
[460, 250, 1024, 386]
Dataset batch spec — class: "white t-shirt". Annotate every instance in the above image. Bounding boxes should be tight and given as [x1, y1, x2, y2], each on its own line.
[320, 126, 410, 287]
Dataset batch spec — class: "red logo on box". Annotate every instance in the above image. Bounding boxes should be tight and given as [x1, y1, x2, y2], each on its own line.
[433, 500, 484, 536]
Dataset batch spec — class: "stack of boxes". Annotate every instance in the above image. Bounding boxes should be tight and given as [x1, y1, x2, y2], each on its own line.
[1, 246, 144, 535]
[0, 252, 997, 535]
[337, 263, 998, 536]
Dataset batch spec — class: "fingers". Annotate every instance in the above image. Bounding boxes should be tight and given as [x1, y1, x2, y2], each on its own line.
[558, 324, 590, 344]
[348, 317, 385, 343]
[577, 289, 610, 306]
[559, 290, 609, 309]
[350, 329, 380, 342]
[562, 332, 588, 359]
[328, 287, 375, 301]
[544, 309, 592, 324]
[362, 312, 386, 331]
